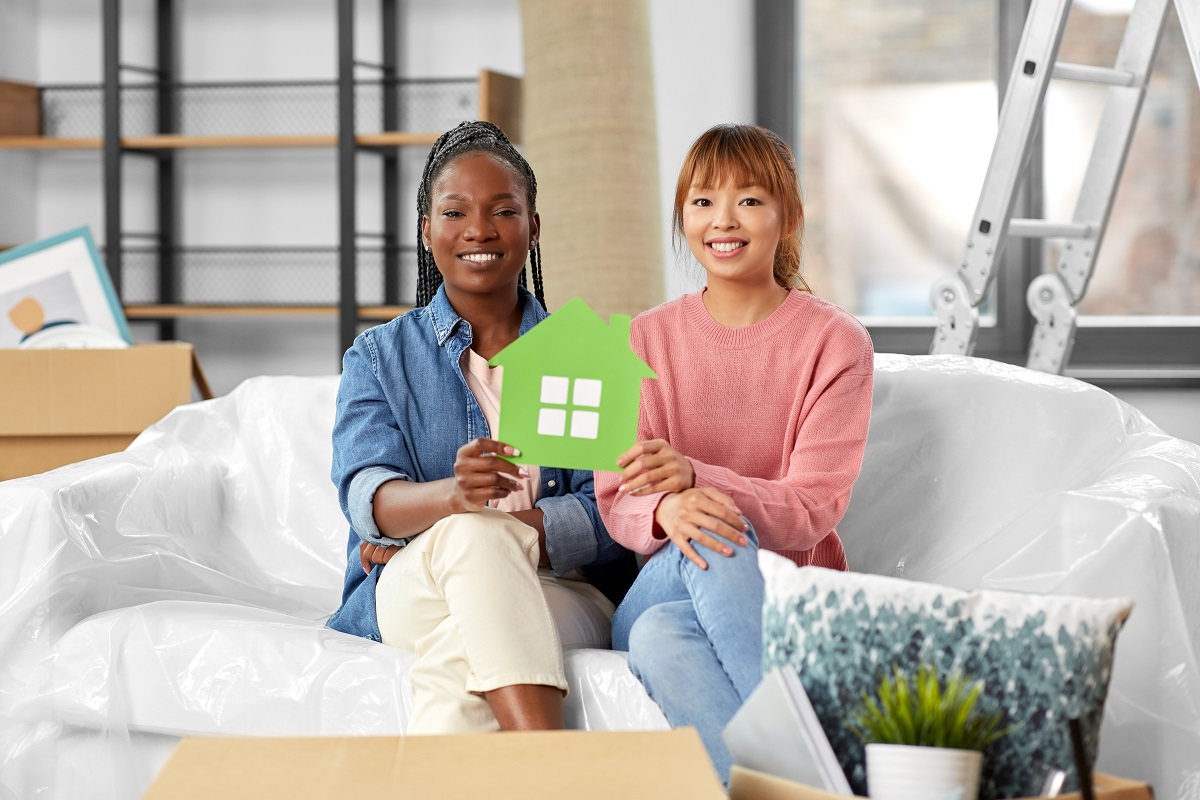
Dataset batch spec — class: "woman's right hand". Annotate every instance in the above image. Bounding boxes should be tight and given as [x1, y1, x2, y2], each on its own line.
[654, 487, 750, 570]
[449, 437, 528, 512]
[359, 541, 399, 574]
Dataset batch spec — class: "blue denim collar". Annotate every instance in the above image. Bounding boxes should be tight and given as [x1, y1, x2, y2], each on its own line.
[426, 284, 547, 347]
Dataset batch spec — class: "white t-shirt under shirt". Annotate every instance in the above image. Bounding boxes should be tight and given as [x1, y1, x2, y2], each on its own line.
[461, 348, 541, 512]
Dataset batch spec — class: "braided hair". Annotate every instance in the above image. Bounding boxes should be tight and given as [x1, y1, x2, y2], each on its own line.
[415, 120, 546, 309]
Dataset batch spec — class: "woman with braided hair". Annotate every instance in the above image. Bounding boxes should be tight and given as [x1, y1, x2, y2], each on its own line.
[327, 120, 634, 732]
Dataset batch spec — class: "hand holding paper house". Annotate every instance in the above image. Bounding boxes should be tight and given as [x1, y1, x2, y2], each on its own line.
[489, 297, 656, 473]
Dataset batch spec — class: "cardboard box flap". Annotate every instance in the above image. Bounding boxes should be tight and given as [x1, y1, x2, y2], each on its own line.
[728, 767, 1153, 800]
[0, 343, 193, 436]
[143, 729, 728, 800]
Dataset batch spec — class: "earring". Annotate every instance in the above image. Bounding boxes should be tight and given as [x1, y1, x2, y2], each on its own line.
[423, 243, 431, 252]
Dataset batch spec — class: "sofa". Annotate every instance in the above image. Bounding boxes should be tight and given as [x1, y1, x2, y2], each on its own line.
[1, 353, 1198, 799]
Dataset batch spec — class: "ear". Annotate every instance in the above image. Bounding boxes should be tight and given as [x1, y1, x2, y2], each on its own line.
[420, 216, 431, 251]
[529, 211, 541, 249]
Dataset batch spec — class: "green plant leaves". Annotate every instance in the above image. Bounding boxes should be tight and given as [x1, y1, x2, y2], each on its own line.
[850, 663, 1014, 751]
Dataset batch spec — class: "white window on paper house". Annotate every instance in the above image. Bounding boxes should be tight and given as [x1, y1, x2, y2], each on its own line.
[537, 375, 602, 439]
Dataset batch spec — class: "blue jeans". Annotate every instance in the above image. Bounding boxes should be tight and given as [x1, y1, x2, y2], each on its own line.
[612, 524, 764, 784]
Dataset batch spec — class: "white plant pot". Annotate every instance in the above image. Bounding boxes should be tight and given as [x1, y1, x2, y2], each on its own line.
[865, 743, 983, 800]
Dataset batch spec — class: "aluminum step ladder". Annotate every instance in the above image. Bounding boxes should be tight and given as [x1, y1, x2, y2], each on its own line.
[930, 0, 1200, 372]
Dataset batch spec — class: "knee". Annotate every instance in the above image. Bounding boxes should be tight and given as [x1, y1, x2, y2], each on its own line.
[627, 602, 695, 677]
[702, 518, 759, 556]
[422, 509, 539, 564]
[742, 519, 760, 548]
[692, 520, 762, 581]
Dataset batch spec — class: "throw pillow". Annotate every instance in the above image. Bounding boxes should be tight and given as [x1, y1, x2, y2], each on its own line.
[759, 552, 1133, 800]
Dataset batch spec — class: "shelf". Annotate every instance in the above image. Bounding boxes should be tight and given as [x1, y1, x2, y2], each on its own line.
[3, 56, 521, 356]
[21, 76, 491, 143]
[112, 245, 419, 307]
[127, 134, 338, 149]
[0, 136, 103, 149]
[0, 133, 444, 150]
[125, 304, 410, 319]
[357, 132, 440, 148]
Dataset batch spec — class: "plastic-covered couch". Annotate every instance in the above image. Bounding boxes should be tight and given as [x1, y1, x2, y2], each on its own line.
[1, 354, 1198, 800]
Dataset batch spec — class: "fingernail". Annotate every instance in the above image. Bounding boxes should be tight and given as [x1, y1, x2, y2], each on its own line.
[724, 548, 733, 556]
[617, 484, 626, 493]
[518, 468, 529, 478]
[509, 447, 520, 456]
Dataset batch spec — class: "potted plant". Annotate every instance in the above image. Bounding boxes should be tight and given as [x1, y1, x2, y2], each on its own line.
[851, 663, 1011, 800]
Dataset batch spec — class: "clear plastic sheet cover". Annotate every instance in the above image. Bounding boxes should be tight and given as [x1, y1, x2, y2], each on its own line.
[1, 355, 1198, 799]
[839, 355, 1200, 800]
[0, 375, 663, 799]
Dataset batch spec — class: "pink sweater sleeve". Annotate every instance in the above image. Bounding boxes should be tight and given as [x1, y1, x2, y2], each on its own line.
[690, 356, 873, 554]
[594, 479, 669, 556]
[594, 327, 672, 556]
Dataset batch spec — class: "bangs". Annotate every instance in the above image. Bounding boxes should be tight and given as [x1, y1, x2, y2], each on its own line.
[680, 125, 795, 202]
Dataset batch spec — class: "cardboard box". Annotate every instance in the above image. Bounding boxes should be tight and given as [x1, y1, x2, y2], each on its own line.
[0, 343, 199, 480]
[0, 80, 40, 136]
[142, 728, 727, 800]
[728, 766, 1153, 800]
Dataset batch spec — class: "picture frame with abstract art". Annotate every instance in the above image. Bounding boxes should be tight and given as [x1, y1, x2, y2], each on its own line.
[0, 227, 131, 348]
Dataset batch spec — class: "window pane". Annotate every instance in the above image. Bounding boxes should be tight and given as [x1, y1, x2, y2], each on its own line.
[1044, 2, 1200, 317]
[800, 0, 996, 318]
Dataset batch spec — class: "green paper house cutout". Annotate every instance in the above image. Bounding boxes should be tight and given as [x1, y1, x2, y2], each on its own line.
[489, 297, 656, 472]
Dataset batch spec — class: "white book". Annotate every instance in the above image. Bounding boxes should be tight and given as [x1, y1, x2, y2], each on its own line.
[722, 667, 854, 795]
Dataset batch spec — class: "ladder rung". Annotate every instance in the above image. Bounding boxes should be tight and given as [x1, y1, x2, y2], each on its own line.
[1009, 219, 1094, 239]
[1052, 63, 1139, 87]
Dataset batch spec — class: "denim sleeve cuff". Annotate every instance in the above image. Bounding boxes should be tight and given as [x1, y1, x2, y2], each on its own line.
[348, 466, 410, 545]
[536, 493, 596, 576]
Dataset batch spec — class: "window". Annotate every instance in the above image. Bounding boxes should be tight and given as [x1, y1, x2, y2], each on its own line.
[759, 0, 1200, 382]
[1047, 3, 1200, 319]
[797, 0, 996, 320]
[537, 375, 602, 440]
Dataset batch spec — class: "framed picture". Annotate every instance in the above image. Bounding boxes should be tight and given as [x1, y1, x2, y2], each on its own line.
[0, 227, 131, 348]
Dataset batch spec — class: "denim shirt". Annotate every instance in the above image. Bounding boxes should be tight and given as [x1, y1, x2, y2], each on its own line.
[326, 285, 635, 641]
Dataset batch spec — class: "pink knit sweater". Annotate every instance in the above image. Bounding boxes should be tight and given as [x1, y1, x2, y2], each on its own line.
[596, 289, 874, 570]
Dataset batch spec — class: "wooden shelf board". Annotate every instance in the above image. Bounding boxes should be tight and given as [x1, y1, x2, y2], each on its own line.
[124, 304, 411, 319]
[0, 133, 446, 150]
[0, 136, 102, 149]
[123, 134, 338, 149]
[356, 132, 440, 147]
[358, 305, 412, 320]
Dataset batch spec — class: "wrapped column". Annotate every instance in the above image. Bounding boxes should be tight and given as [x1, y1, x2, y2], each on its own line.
[520, 0, 664, 316]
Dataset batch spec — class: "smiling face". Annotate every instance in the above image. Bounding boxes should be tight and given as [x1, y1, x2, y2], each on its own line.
[682, 181, 783, 286]
[672, 124, 807, 290]
[421, 152, 540, 305]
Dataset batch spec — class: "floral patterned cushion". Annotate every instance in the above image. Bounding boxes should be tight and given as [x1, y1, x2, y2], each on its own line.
[759, 552, 1133, 800]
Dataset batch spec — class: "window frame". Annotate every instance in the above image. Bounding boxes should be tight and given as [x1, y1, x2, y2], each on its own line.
[756, 0, 1200, 386]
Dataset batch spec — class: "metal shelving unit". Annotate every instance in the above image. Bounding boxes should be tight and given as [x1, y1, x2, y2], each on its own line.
[0, 0, 522, 358]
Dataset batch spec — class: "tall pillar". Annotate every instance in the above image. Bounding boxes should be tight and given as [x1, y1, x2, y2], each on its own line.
[520, 0, 664, 316]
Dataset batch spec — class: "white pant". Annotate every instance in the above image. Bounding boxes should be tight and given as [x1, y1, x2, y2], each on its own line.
[375, 507, 613, 733]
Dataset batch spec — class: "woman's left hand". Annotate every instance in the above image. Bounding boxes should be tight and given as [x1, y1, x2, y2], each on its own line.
[359, 541, 399, 574]
[616, 438, 695, 495]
